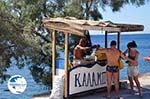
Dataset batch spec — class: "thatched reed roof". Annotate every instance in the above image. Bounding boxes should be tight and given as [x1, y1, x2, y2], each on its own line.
[43, 17, 144, 36]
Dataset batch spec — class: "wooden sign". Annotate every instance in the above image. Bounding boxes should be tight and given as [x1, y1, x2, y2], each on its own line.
[67, 63, 106, 96]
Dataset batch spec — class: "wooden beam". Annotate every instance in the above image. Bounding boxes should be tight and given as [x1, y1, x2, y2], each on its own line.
[105, 31, 108, 48]
[44, 23, 85, 36]
[52, 30, 56, 82]
[117, 32, 121, 50]
[64, 32, 69, 98]
[81, 25, 120, 32]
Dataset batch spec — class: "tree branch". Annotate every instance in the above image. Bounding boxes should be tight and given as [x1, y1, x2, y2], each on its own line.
[33, 30, 50, 43]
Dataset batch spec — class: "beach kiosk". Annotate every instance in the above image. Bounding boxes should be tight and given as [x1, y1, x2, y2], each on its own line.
[42, 17, 144, 98]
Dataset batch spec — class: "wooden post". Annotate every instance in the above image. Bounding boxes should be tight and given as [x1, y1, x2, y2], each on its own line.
[105, 31, 108, 48]
[52, 30, 56, 82]
[117, 32, 121, 85]
[64, 32, 69, 98]
[117, 32, 121, 50]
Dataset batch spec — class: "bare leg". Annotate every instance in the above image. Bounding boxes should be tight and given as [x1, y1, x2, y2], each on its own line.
[128, 76, 134, 95]
[113, 71, 120, 98]
[134, 76, 142, 96]
[107, 71, 113, 98]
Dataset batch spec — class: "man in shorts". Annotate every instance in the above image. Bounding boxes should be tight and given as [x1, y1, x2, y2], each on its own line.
[96, 40, 125, 99]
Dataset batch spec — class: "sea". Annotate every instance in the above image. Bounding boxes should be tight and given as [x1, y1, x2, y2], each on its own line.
[0, 34, 150, 99]
[90, 33, 150, 79]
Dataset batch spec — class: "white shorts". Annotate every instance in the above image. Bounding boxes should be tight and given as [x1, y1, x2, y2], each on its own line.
[127, 66, 139, 77]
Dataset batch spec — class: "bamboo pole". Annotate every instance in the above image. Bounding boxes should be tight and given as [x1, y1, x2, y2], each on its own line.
[64, 32, 69, 98]
[117, 32, 120, 50]
[105, 31, 108, 48]
[117, 32, 121, 84]
[52, 30, 56, 83]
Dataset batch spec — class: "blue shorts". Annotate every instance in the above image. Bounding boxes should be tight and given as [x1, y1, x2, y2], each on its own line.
[106, 65, 119, 73]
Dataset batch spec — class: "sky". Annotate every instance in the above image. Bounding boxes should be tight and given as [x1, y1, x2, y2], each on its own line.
[97, 2, 150, 34]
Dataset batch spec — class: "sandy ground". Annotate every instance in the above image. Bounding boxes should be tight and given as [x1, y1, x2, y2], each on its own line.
[32, 73, 150, 99]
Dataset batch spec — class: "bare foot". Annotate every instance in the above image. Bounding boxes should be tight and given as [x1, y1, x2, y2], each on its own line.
[139, 92, 143, 98]
[139, 88, 143, 97]
[130, 90, 134, 95]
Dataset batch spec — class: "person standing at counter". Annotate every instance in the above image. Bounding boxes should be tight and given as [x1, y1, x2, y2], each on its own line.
[73, 37, 91, 60]
[73, 37, 99, 66]
[95, 40, 125, 99]
[73, 37, 93, 66]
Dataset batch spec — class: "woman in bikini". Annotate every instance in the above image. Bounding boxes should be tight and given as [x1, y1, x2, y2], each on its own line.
[124, 41, 142, 97]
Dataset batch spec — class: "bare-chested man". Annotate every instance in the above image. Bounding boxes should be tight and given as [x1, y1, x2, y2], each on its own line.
[95, 40, 125, 99]
[73, 37, 90, 59]
[73, 37, 94, 66]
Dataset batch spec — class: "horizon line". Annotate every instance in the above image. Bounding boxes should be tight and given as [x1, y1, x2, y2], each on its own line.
[90, 32, 150, 35]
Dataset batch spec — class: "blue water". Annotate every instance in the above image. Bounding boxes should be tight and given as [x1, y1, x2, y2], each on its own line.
[90, 33, 150, 79]
[0, 57, 48, 99]
[0, 34, 150, 99]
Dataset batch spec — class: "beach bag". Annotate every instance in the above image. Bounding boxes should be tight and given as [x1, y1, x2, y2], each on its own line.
[118, 59, 124, 69]
[95, 50, 107, 66]
[49, 75, 64, 99]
